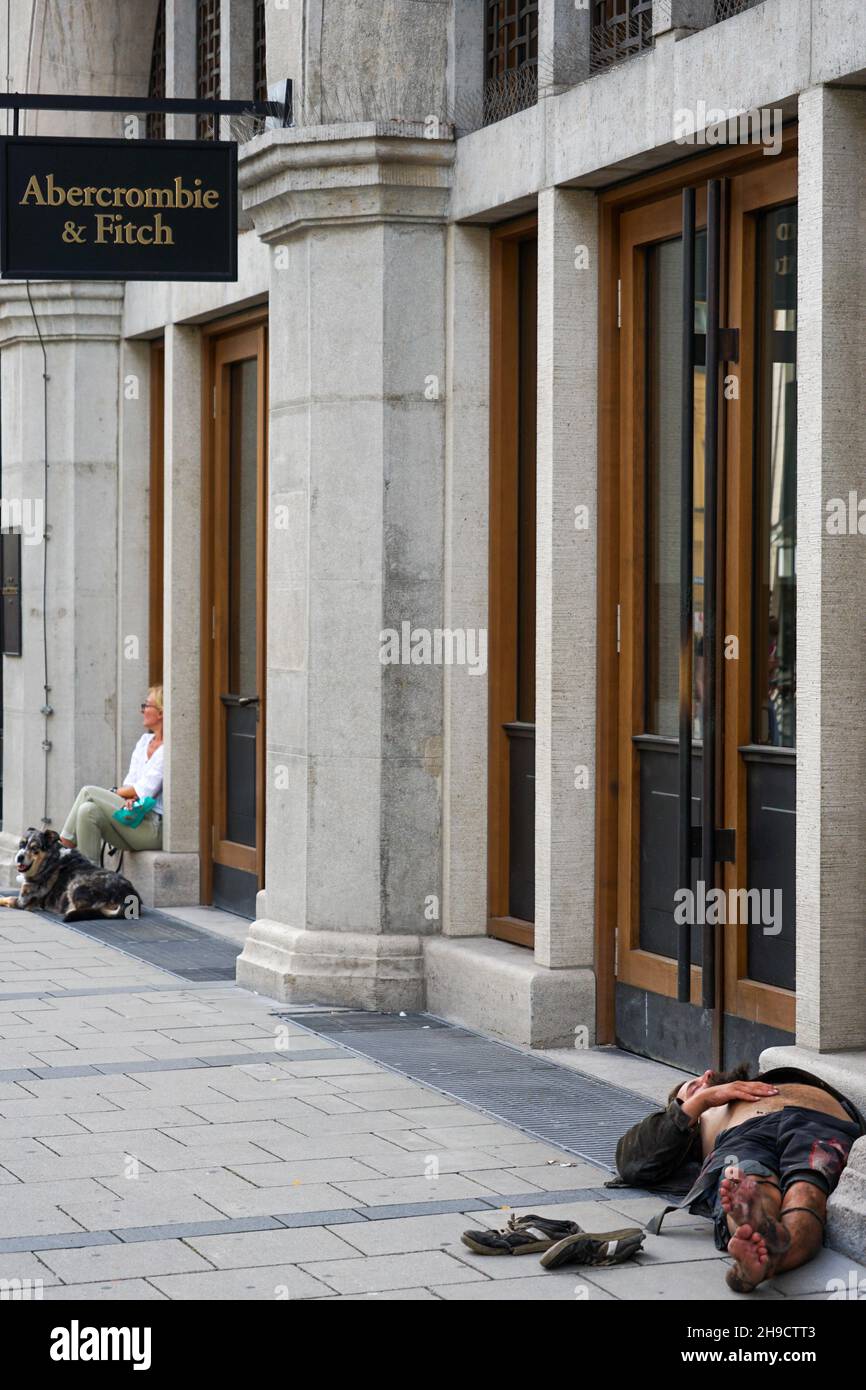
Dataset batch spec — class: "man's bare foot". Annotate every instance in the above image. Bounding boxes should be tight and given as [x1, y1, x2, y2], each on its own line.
[720, 1175, 790, 1292]
[59, 837, 74, 848]
[726, 1223, 771, 1291]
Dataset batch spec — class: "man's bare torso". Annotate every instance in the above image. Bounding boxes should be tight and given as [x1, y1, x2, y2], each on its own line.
[699, 1083, 850, 1157]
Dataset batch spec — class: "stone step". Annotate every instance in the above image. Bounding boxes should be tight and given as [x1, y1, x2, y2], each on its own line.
[121, 851, 199, 909]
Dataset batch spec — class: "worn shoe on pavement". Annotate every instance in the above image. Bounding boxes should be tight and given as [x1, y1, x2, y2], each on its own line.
[539, 1226, 645, 1269]
[461, 1213, 583, 1256]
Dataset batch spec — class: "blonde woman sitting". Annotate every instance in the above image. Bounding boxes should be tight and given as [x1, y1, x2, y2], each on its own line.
[60, 687, 164, 864]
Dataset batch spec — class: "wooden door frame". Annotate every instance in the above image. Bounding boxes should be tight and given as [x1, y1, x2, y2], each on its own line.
[595, 131, 798, 1043]
[200, 307, 269, 905]
[488, 212, 537, 949]
[722, 156, 797, 1032]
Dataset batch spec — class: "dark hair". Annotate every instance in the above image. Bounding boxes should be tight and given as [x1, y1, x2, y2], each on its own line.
[667, 1061, 750, 1108]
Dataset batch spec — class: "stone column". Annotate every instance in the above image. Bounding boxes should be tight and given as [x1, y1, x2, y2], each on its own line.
[236, 125, 453, 1008]
[652, 0, 715, 44]
[534, 188, 598, 1019]
[160, 325, 201, 871]
[0, 282, 122, 865]
[441, 223, 490, 938]
[796, 86, 866, 1051]
[116, 340, 153, 769]
[538, 0, 591, 95]
[166, 0, 197, 141]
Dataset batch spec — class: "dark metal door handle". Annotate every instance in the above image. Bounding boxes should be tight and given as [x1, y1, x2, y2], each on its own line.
[701, 177, 722, 1012]
[220, 694, 260, 707]
[677, 184, 697, 1006]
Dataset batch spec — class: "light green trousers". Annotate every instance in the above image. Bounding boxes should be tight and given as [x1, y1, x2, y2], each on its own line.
[60, 785, 162, 864]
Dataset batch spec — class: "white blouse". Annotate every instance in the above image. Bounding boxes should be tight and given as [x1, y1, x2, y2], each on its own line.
[123, 733, 164, 816]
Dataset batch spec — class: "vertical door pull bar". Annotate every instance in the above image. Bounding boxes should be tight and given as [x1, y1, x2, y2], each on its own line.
[677, 186, 696, 1005]
[701, 178, 722, 1011]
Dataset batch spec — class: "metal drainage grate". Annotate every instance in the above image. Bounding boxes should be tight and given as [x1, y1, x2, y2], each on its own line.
[42, 907, 241, 983]
[276, 1010, 658, 1171]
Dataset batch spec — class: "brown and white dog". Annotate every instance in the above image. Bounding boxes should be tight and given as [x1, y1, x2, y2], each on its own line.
[0, 827, 141, 922]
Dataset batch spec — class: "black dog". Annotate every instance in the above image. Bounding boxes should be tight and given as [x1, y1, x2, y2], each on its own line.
[0, 827, 142, 922]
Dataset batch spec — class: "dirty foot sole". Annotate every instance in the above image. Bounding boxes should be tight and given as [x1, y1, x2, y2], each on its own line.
[726, 1223, 775, 1292]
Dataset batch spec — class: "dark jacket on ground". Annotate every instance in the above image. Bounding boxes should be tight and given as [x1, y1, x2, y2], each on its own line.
[608, 1067, 866, 1197]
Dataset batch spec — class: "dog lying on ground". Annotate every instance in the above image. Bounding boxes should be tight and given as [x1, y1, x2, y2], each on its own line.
[0, 827, 142, 921]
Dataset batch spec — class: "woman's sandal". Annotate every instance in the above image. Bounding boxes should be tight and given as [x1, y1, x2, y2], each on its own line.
[539, 1226, 646, 1269]
[461, 1213, 583, 1256]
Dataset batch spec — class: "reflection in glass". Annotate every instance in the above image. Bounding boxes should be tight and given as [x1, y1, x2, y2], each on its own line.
[645, 233, 706, 740]
[228, 357, 258, 698]
[754, 205, 797, 747]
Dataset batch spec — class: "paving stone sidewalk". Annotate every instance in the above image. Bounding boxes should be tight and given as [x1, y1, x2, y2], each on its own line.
[0, 907, 863, 1302]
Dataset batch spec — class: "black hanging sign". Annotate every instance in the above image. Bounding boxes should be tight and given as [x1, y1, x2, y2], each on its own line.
[0, 135, 238, 281]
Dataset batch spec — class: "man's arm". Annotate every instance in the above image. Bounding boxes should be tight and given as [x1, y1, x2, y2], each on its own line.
[615, 1099, 699, 1187]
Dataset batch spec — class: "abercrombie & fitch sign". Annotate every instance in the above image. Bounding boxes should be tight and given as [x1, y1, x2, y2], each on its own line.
[0, 136, 238, 281]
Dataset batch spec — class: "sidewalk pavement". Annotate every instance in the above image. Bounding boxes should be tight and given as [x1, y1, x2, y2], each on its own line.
[0, 906, 863, 1302]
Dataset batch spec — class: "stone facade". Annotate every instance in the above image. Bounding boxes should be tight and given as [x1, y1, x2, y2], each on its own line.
[0, 4, 864, 1131]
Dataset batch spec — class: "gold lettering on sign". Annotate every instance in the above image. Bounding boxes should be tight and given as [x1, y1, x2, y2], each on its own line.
[19, 174, 221, 210]
[17, 167, 224, 256]
[19, 174, 45, 204]
[94, 212, 174, 245]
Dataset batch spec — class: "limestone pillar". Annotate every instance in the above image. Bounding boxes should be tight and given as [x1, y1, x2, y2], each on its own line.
[534, 187, 598, 1009]
[116, 340, 153, 770]
[796, 86, 866, 1051]
[441, 224, 491, 938]
[236, 125, 453, 1007]
[538, 0, 591, 95]
[0, 282, 122, 863]
[161, 324, 201, 868]
[652, 0, 715, 45]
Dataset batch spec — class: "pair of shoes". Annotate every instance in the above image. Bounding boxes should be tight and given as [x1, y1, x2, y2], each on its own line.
[461, 1213, 645, 1268]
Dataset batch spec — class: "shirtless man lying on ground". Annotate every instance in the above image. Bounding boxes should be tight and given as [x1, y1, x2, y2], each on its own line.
[612, 1065, 865, 1293]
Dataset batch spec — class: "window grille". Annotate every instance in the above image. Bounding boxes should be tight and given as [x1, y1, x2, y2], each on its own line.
[147, 0, 166, 140]
[483, 1, 539, 126]
[713, 0, 762, 19]
[196, 0, 221, 139]
[254, 0, 267, 103]
[590, 0, 653, 74]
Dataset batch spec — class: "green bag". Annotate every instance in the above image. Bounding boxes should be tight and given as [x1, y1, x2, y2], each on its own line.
[112, 796, 157, 828]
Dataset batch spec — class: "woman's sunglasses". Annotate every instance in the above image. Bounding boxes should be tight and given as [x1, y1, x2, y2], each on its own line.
[140, 703, 160, 712]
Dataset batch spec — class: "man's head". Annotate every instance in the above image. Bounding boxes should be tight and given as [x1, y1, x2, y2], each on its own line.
[668, 1061, 750, 1107]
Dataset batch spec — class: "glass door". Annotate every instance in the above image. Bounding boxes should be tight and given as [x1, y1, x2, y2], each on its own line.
[488, 219, 537, 947]
[205, 321, 268, 917]
[612, 154, 797, 1069]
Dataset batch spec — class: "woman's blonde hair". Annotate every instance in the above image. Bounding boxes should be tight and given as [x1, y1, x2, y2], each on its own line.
[148, 685, 164, 714]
